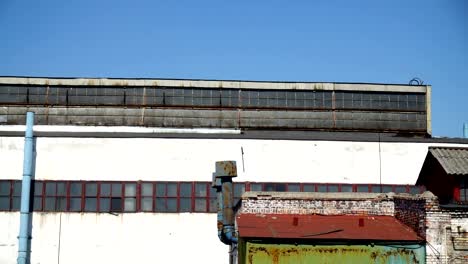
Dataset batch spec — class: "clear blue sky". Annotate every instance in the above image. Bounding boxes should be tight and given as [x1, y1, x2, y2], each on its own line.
[1, 0, 466, 137]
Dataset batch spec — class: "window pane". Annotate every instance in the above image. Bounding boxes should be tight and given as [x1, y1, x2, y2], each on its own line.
[156, 198, 165, 211]
[12, 197, 20, 210]
[303, 184, 315, 192]
[167, 198, 177, 212]
[34, 182, 43, 196]
[70, 198, 82, 211]
[70, 183, 82, 196]
[275, 184, 286, 192]
[288, 184, 300, 192]
[209, 198, 217, 213]
[317, 185, 327, 192]
[0, 182, 9, 195]
[195, 198, 206, 212]
[111, 184, 122, 197]
[264, 183, 275, 191]
[124, 198, 136, 212]
[110, 197, 122, 211]
[195, 183, 207, 197]
[156, 184, 166, 197]
[45, 182, 56, 196]
[125, 184, 137, 197]
[101, 183, 111, 196]
[56, 198, 66, 211]
[141, 183, 153, 196]
[180, 183, 192, 198]
[395, 186, 407, 193]
[371, 186, 381, 193]
[13, 182, 22, 196]
[410, 186, 421, 194]
[0, 197, 9, 210]
[180, 198, 191, 212]
[86, 183, 98, 196]
[357, 185, 369, 192]
[100, 198, 110, 212]
[57, 182, 66, 196]
[328, 185, 339, 192]
[44, 197, 55, 211]
[141, 198, 153, 211]
[250, 183, 262, 191]
[85, 198, 97, 212]
[33, 197, 42, 211]
[234, 183, 245, 198]
[167, 183, 177, 197]
[382, 186, 393, 193]
[341, 185, 353, 192]
[209, 188, 216, 198]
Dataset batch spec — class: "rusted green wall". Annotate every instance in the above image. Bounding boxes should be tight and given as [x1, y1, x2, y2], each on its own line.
[243, 242, 425, 264]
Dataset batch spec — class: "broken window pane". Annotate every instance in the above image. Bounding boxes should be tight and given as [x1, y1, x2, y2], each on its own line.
[110, 197, 122, 211]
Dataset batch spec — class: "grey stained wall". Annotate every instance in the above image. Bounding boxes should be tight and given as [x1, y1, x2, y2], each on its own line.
[0, 84, 428, 133]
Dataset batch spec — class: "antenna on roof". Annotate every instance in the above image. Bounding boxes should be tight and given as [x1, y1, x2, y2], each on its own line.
[409, 78, 424, 85]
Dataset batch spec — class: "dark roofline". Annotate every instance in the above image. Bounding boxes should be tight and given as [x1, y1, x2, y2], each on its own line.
[0, 75, 429, 87]
[0, 129, 467, 143]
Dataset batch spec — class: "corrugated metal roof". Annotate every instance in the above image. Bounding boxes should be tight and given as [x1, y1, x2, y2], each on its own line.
[237, 214, 423, 242]
[429, 147, 468, 175]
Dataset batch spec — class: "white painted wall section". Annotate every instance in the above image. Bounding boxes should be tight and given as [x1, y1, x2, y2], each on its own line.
[0, 137, 466, 184]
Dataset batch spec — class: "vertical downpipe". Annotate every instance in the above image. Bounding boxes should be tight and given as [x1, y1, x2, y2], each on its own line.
[17, 112, 35, 264]
[212, 161, 238, 245]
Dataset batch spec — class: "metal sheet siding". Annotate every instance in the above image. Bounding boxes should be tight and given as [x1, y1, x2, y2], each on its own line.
[237, 214, 423, 241]
[429, 147, 468, 175]
[244, 242, 425, 264]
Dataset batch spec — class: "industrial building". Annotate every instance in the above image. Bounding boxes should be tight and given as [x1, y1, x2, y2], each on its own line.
[0, 77, 467, 264]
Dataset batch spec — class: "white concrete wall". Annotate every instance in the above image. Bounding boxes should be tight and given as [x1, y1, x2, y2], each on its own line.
[1, 136, 467, 264]
[0, 137, 466, 184]
[0, 212, 228, 264]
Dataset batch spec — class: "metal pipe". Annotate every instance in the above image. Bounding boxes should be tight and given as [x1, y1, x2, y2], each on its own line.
[212, 161, 238, 245]
[17, 112, 35, 264]
[464, 123, 468, 139]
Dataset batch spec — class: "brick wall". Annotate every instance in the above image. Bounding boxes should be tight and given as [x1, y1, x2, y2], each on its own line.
[237, 192, 468, 264]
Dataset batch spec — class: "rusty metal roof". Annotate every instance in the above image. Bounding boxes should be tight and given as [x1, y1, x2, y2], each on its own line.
[237, 214, 423, 241]
[429, 147, 468, 175]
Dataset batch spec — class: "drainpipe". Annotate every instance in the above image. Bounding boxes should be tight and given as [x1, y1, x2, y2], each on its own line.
[464, 123, 468, 139]
[212, 161, 238, 244]
[17, 112, 35, 264]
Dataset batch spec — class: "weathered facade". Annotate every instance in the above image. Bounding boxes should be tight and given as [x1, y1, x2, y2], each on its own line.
[234, 191, 467, 264]
[0, 77, 467, 264]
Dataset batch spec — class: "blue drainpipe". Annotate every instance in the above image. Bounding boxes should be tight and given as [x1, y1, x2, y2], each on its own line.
[17, 112, 35, 264]
[212, 161, 238, 244]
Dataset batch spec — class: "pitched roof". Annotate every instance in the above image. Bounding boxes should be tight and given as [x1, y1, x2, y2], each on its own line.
[237, 214, 423, 242]
[429, 147, 468, 175]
